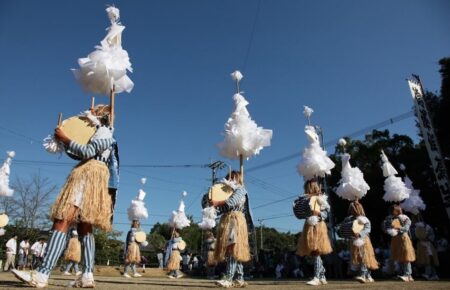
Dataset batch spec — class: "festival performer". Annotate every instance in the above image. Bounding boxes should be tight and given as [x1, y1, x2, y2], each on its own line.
[13, 5, 132, 288]
[335, 139, 377, 283]
[204, 231, 217, 280]
[123, 220, 143, 278]
[63, 230, 82, 276]
[13, 105, 116, 288]
[165, 231, 186, 279]
[399, 167, 438, 280]
[294, 106, 334, 287]
[339, 202, 378, 283]
[211, 171, 251, 288]
[380, 151, 415, 282]
[211, 70, 270, 288]
[123, 178, 149, 278]
[294, 180, 333, 286]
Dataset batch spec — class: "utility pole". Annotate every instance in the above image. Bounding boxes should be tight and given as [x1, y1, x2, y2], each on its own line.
[208, 161, 227, 185]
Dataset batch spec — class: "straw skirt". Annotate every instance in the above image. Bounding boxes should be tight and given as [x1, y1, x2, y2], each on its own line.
[391, 233, 416, 263]
[214, 211, 250, 263]
[51, 159, 112, 231]
[297, 221, 333, 256]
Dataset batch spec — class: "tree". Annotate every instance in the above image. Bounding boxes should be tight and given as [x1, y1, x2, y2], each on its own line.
[94, 229, 124, 265]
[11, 173, 56, 230]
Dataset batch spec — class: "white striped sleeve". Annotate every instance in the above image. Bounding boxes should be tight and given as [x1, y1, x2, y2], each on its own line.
[68, 138, 114, 159]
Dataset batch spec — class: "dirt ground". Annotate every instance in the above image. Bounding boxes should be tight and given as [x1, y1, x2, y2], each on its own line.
[1, 270, 449, 290]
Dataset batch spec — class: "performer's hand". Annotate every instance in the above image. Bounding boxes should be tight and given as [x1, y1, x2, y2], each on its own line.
[312, 210, 320, 216]
[54, 127, 71, 145]
[211, 200, 224, 207]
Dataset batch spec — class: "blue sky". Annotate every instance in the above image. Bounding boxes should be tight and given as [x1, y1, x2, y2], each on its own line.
[0, 0, 449, 238]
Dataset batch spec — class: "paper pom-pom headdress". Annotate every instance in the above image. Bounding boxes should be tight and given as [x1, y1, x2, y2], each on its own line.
[380, 150, 410, 202]
[72, 6, 134, 96]
[297, 123, 335, 181]
[218, 71, 273, 160]
[127, 177, 149, 221]
[336, 153, 370, 201]
[169, 191, 191, 230]
[400, 174, 426, 215]
[0, 151, 15, 197]
[198, 206, 218, 230]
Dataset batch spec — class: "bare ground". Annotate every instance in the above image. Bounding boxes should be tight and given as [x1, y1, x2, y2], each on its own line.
[1, 270, 449, 290]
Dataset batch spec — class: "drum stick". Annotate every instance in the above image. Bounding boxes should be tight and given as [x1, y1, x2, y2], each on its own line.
[57, 112, 62, 126]
[91, 96, 95, 110]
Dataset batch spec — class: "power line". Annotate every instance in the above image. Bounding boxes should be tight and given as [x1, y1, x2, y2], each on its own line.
[242, 0, 262, 72]
[247, 110, 415, 173]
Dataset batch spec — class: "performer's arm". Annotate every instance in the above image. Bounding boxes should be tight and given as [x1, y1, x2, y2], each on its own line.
[67, 138, 115, 159]
[398, 215, 411, 233]
[225, 187, 246, 209]
[359, 220, 371, 239]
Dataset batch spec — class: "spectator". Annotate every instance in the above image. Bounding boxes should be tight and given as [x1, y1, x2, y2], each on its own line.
[275, 261, 284, 279]
[4, 235, 18, 271]
[30, 238, 47, 269]
[18, 237, 30, 270]
[157, 250, 164, 269]
[182, 252, 191, 272]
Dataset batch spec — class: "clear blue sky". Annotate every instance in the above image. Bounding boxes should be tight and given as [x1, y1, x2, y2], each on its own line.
[0, 0, 449, 238]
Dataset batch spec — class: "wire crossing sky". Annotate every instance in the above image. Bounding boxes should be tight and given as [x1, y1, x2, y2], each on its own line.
[0, 0, 449, 237]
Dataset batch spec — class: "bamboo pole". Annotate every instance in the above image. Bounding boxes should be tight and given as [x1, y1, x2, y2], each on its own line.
[57, 112, 62, 126]
[109, 86, 116, 127]
[240, 154, 244, 184]
[91, 96, 95, 110]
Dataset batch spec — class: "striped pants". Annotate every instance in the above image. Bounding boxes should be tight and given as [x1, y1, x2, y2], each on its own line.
[38, 231, 95, 276]
[312, 256, 325, 279]
[225, 256, 244, 282]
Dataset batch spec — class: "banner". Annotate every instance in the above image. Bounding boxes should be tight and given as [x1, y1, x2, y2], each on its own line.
[408, 76, 450, 220]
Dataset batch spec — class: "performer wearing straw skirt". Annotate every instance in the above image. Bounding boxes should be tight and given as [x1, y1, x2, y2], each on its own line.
[212, 171, 251, 289]
[204, 231, 217, 279]
[342, 201, 378, 283]
[383, 205, 416, 282]
[165, 231, 185, 279]
[413, 221, 439, 280]
[63, 230, 82, 276]
[123, 220, 143, 278]
[296, 179, 332, 286]
[13, 105, 118, 288]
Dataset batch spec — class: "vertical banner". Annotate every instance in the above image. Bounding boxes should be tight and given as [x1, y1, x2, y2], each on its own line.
[408, 76, 450, 221]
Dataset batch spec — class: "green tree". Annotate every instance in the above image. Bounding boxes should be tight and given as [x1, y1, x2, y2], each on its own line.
[93, 229, 124, 265]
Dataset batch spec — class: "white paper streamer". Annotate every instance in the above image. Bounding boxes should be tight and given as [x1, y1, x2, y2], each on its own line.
[400, 176, 426, 215]
[198, 206, 217, 230]
[380, 150, 410, 202]
[72, 6, 133, 95]
[169, 200, 191, 230]
[0, 151, 15, 197]
[298, 125, 335, 180]
[336, 153, 370, 201]
[219, 93, 272, 160]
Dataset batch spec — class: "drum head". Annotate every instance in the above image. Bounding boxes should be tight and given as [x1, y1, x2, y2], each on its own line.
[178, 240, 186, 251]
[209, 183, 233, 202]
[309, 196, 321, 212]
[135, 231, 147, 243]
[0, 214, 9, 228]
[415, 226, 427, 240]
[391, 219, 402, 229]
[60, 116, 96, 145]
[352, 219, 364, 234]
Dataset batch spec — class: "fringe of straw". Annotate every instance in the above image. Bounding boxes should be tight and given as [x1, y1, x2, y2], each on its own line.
[51, 159, 112, 231]
[391, 233, 416, 263]
[214, 211, 250, 263]
[296, 221, 333, 256]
